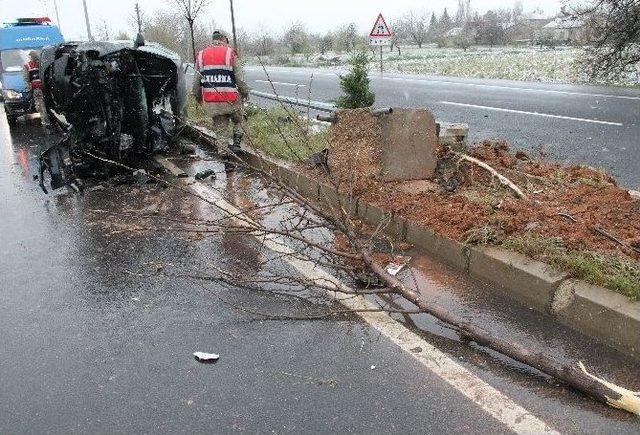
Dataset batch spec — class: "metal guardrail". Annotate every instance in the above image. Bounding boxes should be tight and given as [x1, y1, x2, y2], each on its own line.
[249, 90, 336, 113]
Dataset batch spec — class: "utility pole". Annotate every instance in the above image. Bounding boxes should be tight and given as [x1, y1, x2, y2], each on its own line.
[81, 0, 93, 41]
[53, 0, 62, 32]
[134, 3, 142, 34]
[229, 0, 238, 51]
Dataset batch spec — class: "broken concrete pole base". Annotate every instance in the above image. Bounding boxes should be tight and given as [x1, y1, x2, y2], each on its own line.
[378, 108, 439, 181]
[438, 122, 469, 151]
[328, 108, 439, 184]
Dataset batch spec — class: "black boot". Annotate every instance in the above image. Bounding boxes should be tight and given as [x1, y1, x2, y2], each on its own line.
[229, 131, 243, 154]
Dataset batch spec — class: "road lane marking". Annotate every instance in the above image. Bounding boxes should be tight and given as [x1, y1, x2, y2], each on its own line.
[404, 75, 640, 101]
[156, 150, 560, 435]
[384, 76, 640, 101]
[255, 79, 306, 87]
[248, 66, 640, 101]
[440, 101, 623, 126]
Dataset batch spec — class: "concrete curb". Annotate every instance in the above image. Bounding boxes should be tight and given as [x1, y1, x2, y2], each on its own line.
[184, 123, 640, 361]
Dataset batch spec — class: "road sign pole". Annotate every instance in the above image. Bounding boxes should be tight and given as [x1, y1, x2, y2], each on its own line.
[81, 0, 93, 41]
[369, 13, 392, 76]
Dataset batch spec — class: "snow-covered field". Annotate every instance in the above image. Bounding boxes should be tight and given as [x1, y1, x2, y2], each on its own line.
[248, 45, 639, 86]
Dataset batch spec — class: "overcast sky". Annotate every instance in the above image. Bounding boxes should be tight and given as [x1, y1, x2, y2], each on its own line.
[2, 0, 563, 41]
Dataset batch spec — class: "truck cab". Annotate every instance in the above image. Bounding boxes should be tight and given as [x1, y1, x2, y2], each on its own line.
[0, 17, 64, 126]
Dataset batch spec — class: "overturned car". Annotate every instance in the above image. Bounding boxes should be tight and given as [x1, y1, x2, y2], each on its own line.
[38, 38, 187, 192]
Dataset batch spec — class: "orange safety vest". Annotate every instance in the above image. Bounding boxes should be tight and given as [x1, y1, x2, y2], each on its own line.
[25, 60, 41, 89]
[196, 45, 239, 104]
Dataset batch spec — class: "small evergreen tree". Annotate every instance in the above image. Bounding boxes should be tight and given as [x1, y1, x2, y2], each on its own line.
[336, 51, 375, 109]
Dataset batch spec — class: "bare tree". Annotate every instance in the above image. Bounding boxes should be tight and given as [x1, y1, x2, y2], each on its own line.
[399, 10, 430, 48]
[169, 0, 210, 63]
[476, 10, 506, 46]
[250, 26, 276, 56]
[513, 0, 524, 22]
[96, 19, 111, 41]
[334, 23, 360, 53]
[317, 32, 333, 55]
[282, 22, 309, 55]
[566, 0, 640, 80]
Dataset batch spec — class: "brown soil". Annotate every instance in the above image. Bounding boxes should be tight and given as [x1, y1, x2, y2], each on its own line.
[327, 109, 382, 195]
[319, 131, 640, 261]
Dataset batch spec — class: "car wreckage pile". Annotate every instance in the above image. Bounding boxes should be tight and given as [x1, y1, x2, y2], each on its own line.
[38, 38, 187, 193]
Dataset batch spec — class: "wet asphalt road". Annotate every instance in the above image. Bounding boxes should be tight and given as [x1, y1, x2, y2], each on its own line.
[244, 66, 640, 189]
[1, 109, 640, 434]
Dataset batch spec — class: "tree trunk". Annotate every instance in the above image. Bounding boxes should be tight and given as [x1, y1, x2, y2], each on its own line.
[357, 245, 640, 415]
[188, 18, 197, 65]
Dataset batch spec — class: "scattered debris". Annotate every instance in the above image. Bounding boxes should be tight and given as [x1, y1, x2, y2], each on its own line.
[354, 272, 385, 288]
[193, 352, 220, 362]
[194, 169, 217, 180]
[453, 151, 526, 199]
[307, 148, 329, 170]
[180, 143, 197, 155]
[133, 169, 150, 185]
[385, 256, 411, 276]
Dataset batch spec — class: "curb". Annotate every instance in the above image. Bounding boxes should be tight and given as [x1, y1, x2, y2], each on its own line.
[184, 123, 640, 361]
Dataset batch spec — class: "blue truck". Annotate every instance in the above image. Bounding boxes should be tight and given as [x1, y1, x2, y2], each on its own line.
[0, 17, 64, 126]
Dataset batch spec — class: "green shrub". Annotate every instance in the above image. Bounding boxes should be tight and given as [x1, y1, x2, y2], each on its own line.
[336, 51, 375, 109]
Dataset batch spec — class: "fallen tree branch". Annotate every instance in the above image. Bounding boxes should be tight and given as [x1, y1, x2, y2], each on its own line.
[593, 226, 640, 255]
[355, 239, 640, 415]
[453, 151, 527, 199]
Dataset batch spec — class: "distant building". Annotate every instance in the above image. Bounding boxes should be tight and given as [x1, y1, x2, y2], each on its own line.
[541, 17, 585, 43]
[445, 27, 464, 38]
[504, 12, 553, 44]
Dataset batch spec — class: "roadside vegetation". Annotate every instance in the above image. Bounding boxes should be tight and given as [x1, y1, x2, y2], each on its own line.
[243, 106, 327, 161]
[504, 234, 640, 300]
[335, 51, 376, 109]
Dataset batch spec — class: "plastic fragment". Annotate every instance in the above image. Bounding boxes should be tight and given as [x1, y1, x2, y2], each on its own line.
[193, 352, 220, 362]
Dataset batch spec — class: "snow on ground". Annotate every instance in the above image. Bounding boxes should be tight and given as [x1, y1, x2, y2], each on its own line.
[247, 44, 639, 86]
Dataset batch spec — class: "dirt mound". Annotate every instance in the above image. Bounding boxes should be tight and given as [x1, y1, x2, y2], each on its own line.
[314, 135, 639, 263]
[328, 109, 382, 195]
[362, 140, 639, 261]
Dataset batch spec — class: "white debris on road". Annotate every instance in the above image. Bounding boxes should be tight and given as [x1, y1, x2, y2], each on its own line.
[193, 352, 220, 362]
[385, 256, 411, 276]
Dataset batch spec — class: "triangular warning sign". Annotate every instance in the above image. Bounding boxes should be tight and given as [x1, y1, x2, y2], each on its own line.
[369, 13, 392, 37]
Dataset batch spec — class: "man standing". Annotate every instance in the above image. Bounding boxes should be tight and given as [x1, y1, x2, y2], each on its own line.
[23, 50, 50, 130]
[193, 31, 249, 153]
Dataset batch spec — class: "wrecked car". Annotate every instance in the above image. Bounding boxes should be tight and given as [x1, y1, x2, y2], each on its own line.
[38, 37, 187, 192]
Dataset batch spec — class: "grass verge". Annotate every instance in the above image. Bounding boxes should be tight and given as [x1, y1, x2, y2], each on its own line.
[243, 106, 327, 162]
[503, 234, 640, 301]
